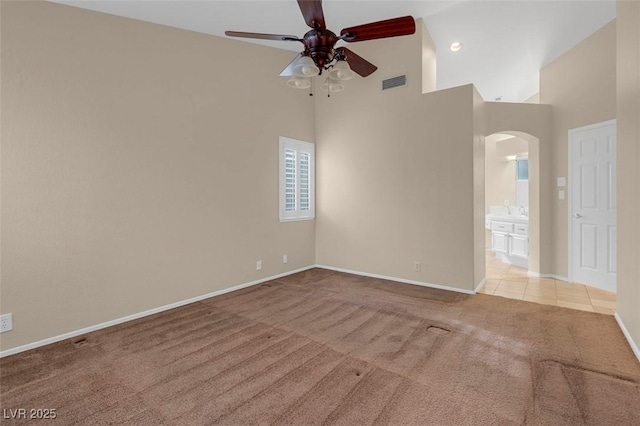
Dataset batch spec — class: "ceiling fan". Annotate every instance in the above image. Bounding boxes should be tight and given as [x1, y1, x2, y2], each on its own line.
[225, 0, 415, 90]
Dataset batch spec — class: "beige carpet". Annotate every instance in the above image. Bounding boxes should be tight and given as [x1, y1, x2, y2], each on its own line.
[1, 268, 639, 425]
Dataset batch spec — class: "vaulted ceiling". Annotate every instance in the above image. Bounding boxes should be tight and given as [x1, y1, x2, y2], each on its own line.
[54, 0, 616, 102]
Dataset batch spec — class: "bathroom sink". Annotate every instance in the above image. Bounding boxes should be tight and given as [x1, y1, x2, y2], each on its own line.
[486, 213, 528, 223]
[487, 206, 528, 222]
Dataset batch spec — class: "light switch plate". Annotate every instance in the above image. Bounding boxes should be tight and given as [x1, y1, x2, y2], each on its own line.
[559, 190, 565, 200]
[557, 177, 566, 187]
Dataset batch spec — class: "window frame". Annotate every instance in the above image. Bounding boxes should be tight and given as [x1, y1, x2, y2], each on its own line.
[279, 137, 315, 222]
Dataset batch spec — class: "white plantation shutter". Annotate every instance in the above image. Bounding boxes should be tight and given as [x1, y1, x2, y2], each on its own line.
[285, 149, 296, 212]
[299, 152, 310, 211]
[279, 137, 315, 221]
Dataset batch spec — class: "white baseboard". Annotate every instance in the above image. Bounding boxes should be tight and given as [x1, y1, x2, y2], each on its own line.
[0, 265, 315, 358]
[6, 263, 635, 364]
[527, 271, 570, 282]
[528, 272, 618, 293]
[315, 264, 476, 295]
[614, 313, 640, 363]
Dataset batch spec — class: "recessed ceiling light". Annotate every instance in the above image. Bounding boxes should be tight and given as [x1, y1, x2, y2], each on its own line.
[450, 42, 462, 52]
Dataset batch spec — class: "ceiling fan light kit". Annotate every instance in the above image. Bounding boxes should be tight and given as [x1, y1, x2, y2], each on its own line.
[225, 0, 415, 94]
[287, 77, 312, 89]
[292, 56, 320, 77]
[328, 60, 354, 81]
[321, 77, 344, 93]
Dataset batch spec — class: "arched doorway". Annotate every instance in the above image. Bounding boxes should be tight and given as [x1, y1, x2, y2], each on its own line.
[485, 132, 532, 262]
[483, 131, 538, 298]
[482, 101, 552, 276]
[483, 130, 541, 274]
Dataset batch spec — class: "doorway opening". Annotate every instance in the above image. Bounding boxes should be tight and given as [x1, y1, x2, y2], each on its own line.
[484, 134, 530, 270]
[479, 129, 616, 315]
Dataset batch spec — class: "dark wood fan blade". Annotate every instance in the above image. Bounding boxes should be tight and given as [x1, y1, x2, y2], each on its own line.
[340, 16, 415, 42]
[279, 53, 304, 77]
[337, 47, 377, 77]
[225, 31, 301, 42]
[297, 0, 325, 30]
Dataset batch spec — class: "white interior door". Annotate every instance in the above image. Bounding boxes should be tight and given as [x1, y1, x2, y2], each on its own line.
[570, 120, 616, 292]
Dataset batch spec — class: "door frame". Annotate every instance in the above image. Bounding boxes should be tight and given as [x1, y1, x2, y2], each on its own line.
[567, 118, 616, 285]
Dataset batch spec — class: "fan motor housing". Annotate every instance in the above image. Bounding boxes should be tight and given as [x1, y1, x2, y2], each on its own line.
[303, 29, 339, 72]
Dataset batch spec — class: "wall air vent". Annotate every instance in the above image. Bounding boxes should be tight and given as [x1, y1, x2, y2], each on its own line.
[382, 75, 407, 90]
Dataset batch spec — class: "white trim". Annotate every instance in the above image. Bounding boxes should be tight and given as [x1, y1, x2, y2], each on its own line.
[527, 271, 570, 283]
[567, 119, 617, 285]
[0, 266, 315, 358]
[568, 119, 617, 135]
[315, 264, 476, 295]
[474, 277, 487, 293]
[614, 313, 640, 363]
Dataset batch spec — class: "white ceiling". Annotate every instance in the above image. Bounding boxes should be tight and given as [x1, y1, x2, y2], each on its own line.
[53, 0, 616, 103]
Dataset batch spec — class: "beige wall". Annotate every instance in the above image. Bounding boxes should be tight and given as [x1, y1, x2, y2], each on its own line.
[540, 21, 617, 278]
[420, 18, 437, 94]
[472, 88, 486, 287]
[315, 84, 479, 292]
[314, 21, 479, 292]
[0, 2, 316, 351]
[616, 1, 640, 357]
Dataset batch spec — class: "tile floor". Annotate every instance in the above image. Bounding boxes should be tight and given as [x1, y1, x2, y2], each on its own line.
[480, 251, 616, 315]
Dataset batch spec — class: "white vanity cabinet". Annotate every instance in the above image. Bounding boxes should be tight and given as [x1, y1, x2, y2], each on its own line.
[509, 234, 529, 258]
[490, 221, 512, 254]
[510, 224, 529, 259]
[492, 232, 509, 253]
[488, 218, 529, 268]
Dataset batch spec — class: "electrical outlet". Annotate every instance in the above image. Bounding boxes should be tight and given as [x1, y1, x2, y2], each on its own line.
[414, 262, 421, 272]
[0, 313, 13, 333]
[283, 254, 288, 264]
[256, 260, 262, 271]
